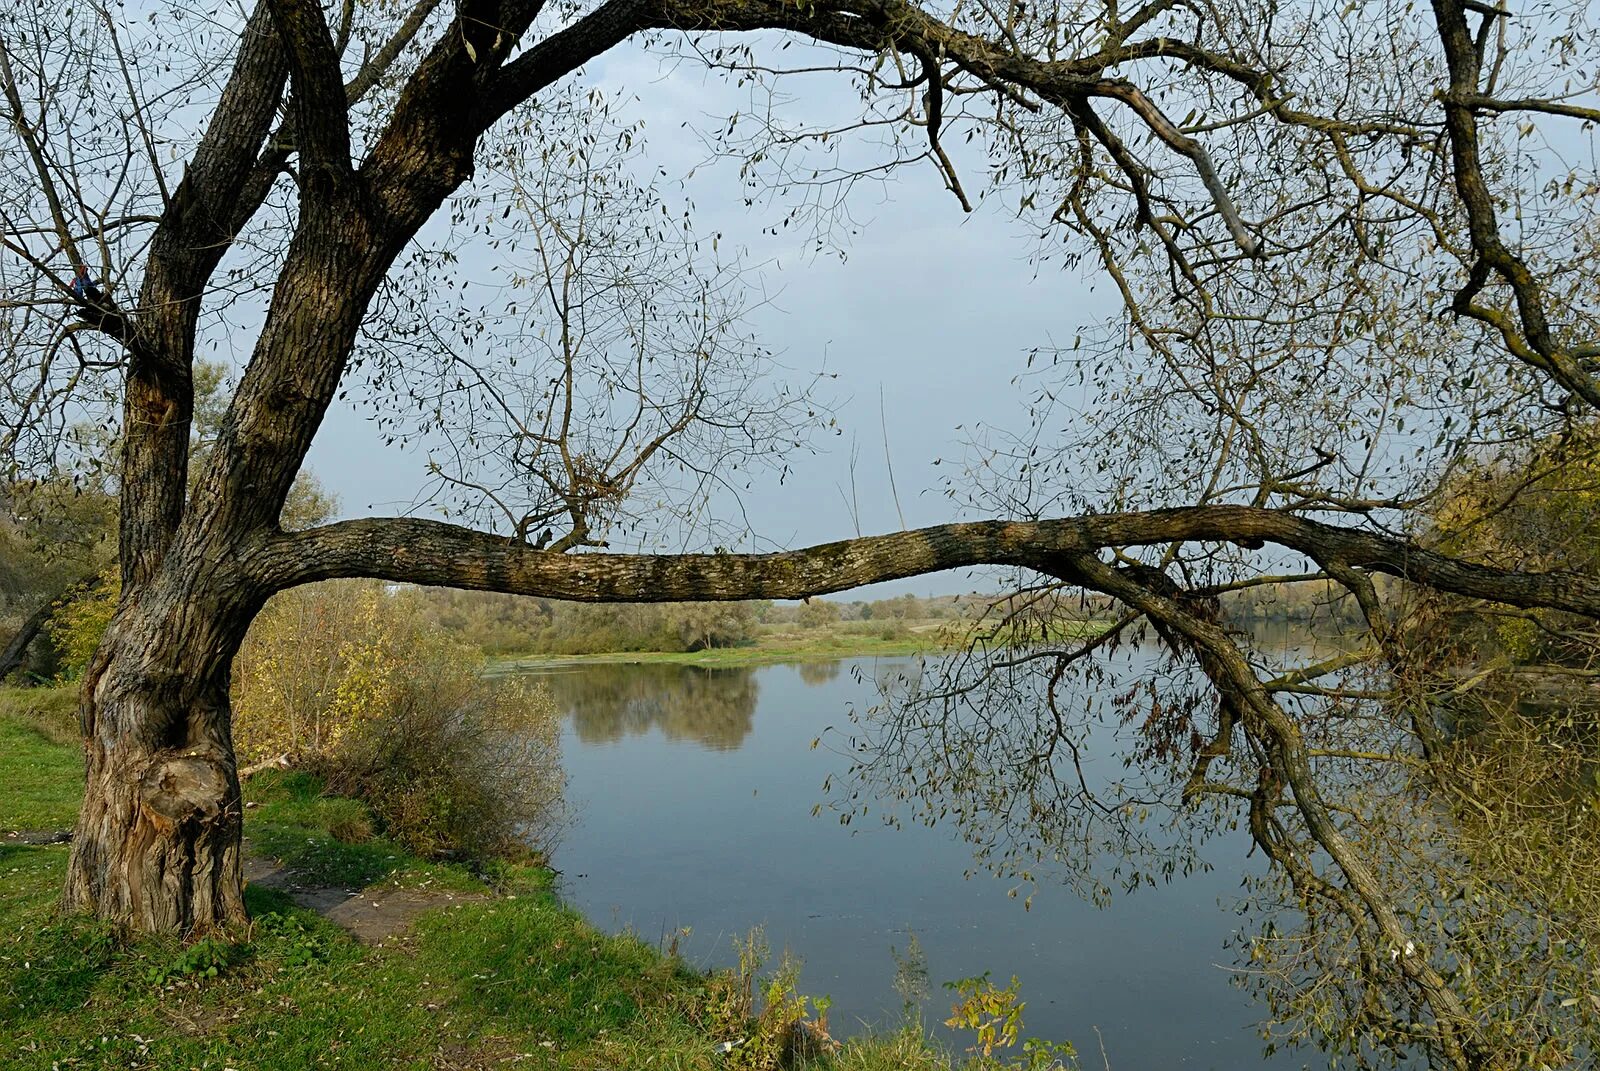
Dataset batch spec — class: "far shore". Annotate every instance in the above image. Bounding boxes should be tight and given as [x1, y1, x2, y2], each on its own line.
[485, 618, 1114, 672]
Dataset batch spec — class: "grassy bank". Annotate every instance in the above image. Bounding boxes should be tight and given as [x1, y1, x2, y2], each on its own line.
[489, 619, 1113, 671]
[0, 689, 1039, 1071]
[0, 686, 81, 829]
[488, 631, 940, 671]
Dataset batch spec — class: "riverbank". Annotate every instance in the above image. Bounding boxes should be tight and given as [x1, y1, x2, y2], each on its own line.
[488, 619, 1112, 672]
[0, 688, 1018, 1071]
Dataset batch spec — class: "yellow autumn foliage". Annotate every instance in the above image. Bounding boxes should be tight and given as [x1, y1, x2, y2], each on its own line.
[234, 582, 413, 762]
[1419, 422, 1600, 666]
[45, 568, 121, 681]
[233, 581, 564, 858]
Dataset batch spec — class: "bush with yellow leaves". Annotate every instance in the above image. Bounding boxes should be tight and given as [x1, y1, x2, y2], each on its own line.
[44, 569, 121, 681]
[234, 581, 564, 861]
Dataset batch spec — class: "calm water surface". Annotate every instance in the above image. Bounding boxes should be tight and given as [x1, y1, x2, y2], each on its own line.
[528, 655, 1314, 1069]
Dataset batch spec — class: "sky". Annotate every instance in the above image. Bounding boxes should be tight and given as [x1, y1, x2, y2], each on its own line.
[301, 36, 1101, 597]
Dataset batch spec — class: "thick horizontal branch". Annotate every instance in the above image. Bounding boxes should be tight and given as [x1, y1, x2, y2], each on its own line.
[254, 515, 1084, 599]
[253, 507, 1600, 616]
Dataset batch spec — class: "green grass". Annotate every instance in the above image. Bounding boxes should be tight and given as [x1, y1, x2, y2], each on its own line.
[0, 688, 84, 831]
[1, 843, 720, 1070]
[245, 769, 484, 892]
[0, 695, 1010, 1071]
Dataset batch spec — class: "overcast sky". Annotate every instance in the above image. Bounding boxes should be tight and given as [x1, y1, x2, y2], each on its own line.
[301, 38, 1099, 597]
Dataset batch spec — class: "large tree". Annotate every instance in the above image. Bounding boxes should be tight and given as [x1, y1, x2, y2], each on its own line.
[4, 0, 1599, 1065]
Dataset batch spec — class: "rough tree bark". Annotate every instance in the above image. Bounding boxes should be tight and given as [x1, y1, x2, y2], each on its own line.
[63, 559, 267, 931]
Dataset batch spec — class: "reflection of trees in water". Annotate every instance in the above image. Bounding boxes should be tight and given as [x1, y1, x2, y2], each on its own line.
[544, 664, 759, 750]
[797, 660, 843, 687]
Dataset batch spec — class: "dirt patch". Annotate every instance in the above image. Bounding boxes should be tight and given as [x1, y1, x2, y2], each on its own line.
[160, 997, 246, 1036]
[429, 1036, 527, 1070]
[243, 852, 487, 944]
[3, 828, 72, 845]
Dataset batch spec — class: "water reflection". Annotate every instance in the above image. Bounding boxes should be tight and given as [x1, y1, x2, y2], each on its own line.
[535, 655, 1302, 1068]
[796, 660, 843, 687]
[542, 663, 759, 750]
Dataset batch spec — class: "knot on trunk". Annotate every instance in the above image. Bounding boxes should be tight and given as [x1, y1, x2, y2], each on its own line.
[137, 753, 232, 832]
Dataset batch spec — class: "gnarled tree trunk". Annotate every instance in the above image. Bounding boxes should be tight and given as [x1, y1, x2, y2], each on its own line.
[63, 564, 262, 932]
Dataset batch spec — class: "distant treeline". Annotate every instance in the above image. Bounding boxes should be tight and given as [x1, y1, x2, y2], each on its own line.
[352, 584, 1359, 659]
[413, 590, 757, 655]
[410, 588, 980, 656]
[1220, 580, 1364, 629]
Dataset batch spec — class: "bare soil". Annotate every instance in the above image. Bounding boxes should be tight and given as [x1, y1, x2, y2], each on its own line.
[241, 850, 487, 944]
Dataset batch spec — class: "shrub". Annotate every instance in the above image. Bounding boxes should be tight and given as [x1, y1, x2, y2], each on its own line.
[797, 599, 841, 629]
[233, 583, 402, 762]
[43, 569, 120, 681]
[233, 582, 564, 862]
[324, 672, 563, 861]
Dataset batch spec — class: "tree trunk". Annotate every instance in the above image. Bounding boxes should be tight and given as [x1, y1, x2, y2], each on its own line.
[63, 572, 258, 932]
[0, 597, 55, 680]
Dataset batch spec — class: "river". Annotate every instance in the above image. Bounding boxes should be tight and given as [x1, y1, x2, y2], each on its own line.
[524, 653, 1315, 1069]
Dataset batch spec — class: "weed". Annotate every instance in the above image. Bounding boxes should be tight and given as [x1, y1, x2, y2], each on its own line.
[944, 974, 1077, 1070]
[253, 911, 332, 968]
[696, 928, 838, 1071]
[142, 934, 236, 988]
[891, 930, 930, 1027]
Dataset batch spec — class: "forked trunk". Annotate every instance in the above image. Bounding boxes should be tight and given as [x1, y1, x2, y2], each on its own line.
[63, 575, 259, 932]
